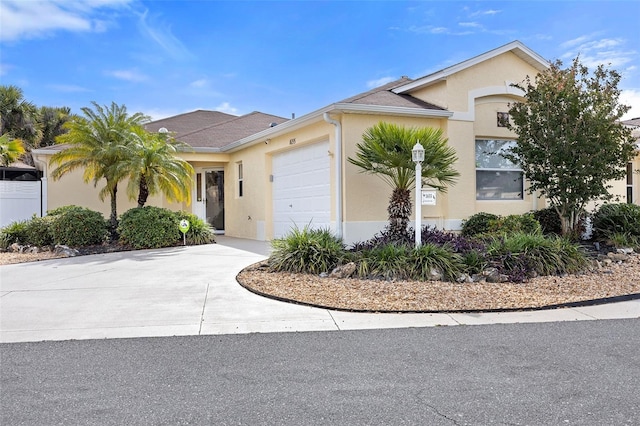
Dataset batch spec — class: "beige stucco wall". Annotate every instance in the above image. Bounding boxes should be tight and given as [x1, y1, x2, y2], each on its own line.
[37, 153, 194, 220]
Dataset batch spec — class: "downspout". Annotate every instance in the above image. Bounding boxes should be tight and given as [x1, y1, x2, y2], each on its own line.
[323, 112, 343, 239]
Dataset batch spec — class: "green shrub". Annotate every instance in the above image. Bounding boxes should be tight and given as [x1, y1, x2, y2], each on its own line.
[50, 207, 108, 247]
[533, 207, 563, 235]
[490, 213, 541, 235]
[461, 212, 542, 238]
[175, 211, 215, 245]
[461, 212, 499, 237]
[269, 226, 345, 274]
[23, 215, 54, 247]
[0, 220, 28, 247]
[487, 232, 588, 281]
[47, 205, 87, 216]
[592, 203, 640, 241]
[118, 206, 180, 249]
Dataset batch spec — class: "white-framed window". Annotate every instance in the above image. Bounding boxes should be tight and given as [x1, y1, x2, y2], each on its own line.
[237, 162, 243, 197]
[475, 139, 523, 200]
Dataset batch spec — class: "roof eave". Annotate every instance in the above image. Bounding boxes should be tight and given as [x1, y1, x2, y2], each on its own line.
[392, 40, 549, 94]
[332, 103, 452, 117]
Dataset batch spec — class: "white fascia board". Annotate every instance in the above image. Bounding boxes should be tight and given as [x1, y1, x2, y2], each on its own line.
[333, 103, 453, 118]
[190, 147, 223, 153]
[392, 41, 550, 94]
[31, 147, 63, 155]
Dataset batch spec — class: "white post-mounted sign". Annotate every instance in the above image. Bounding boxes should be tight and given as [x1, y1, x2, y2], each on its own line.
[421, 190, 437, 206]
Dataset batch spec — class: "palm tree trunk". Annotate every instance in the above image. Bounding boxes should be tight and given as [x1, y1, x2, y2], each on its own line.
[388, 187, 412, 238]
[137, 175, 149, 208]
[110, 183, 119, 241]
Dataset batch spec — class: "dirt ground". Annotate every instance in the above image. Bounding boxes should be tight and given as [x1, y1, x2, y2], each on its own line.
[238, 254, 640, 312]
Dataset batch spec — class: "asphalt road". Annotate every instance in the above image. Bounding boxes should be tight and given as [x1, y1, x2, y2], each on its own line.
[2, 319, 639, 425]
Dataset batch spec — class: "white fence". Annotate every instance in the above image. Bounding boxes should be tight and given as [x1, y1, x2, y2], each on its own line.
[0, 180, 42, 227]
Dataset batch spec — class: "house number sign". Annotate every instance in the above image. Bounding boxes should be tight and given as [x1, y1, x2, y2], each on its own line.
[421, 190, 437, 206]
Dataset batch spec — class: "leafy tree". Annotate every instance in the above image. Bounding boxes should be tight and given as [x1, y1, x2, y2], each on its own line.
[50, 102, 149, 239]
[117, 127, 194, 208]
[348, 122, 459, 239]
[506, 58, 636, 237]
[0, 134, 25, 166]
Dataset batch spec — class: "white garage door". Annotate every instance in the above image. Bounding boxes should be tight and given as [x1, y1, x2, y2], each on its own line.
[272, 141, 330, 238]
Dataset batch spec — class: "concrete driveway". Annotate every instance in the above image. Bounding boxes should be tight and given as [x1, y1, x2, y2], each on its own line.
[1, 237, 639, 343]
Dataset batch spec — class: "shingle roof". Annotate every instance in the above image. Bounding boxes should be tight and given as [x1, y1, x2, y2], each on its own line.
[623, 117, 640, 127]
[339, 77, 446, 110]
[145, 110, 237, 137]
[176, 111, 289, 148]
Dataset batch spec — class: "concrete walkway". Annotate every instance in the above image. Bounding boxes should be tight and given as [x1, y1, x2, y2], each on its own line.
[1, 236, 639, 343]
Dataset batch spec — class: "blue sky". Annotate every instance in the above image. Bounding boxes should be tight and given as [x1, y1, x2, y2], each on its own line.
[2, 0, 639, 121]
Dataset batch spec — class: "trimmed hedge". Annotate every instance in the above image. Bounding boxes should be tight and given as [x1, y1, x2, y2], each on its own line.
[118, 206, 180, 249]
[49, 206, 108, 246]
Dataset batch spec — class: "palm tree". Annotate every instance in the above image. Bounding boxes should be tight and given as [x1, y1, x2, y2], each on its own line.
[0, 85, 41, 164]
[348, 122, 459, 239]
[50, 102, 149, 239]
[117, 127, 194, 208]
[39, 106, 72, 148]
[0, 134, 25, 166]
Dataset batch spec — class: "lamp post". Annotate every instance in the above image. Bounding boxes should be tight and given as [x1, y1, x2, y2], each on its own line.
[412, 141, 425, 248]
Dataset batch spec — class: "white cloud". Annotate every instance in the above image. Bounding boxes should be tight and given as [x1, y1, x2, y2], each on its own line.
[136, 9, 193, 61]
[469, 9, 501, 17]
[560, 35, 591, 49]
[105, 69, 148, 82]
[620, 89, 640, 120]
[366, 77, 396, 89]
[190, 79, 210, 89]
[140, 107, 185, 121]
[47, 84, 91, 93]
[561, 36, 637, 70]
[407, 25, 472, 36]
[0, 0, 131, 41]
[459, 22, 481, 28]
[215, 102, 239, 115]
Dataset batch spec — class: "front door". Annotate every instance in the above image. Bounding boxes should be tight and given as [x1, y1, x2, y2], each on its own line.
[205, 170, 224, 232]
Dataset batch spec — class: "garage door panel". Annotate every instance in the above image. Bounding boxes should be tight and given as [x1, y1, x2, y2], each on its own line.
[273, 142, 330, 238]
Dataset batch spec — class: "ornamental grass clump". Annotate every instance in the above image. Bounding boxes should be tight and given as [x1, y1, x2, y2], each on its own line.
[0, 220, 28, 248]
[409, 243, 463, 281]
[487, 232, 588, 282]
[352, 243, 412, 280]
[592, 203, 640, 242]
[269, 226, 345, 274]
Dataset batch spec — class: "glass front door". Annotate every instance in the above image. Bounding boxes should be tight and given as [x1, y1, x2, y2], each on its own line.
[205, 170, 224, 231]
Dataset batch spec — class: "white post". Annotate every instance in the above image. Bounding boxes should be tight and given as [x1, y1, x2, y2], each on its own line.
[415, 161, 422, 248]
[412, 141, 424, 248]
